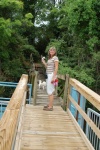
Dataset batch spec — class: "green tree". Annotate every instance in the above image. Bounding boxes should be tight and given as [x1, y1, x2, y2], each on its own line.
[48, 0, 100, 93]
[0, 0, 38, 81]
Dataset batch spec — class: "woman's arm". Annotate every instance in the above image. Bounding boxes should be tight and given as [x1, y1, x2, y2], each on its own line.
[52, 61, 59, 81]
[41, 58, 47, 68]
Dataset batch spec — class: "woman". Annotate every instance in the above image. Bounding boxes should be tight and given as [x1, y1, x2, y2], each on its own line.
[42, 47, 59, 111]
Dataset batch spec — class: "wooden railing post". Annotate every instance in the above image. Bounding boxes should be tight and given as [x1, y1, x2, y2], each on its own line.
[29, 72, 35, 95]
[67, 82, 71, 111]
[63, 74, 69, 110]
[33, 71, 38, 105]
[31, 73, 35, 96]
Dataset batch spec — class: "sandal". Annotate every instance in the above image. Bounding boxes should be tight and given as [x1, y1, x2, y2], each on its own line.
[43, 107, 53, 111]
[43, 105, 49, 110]
[44, 104, 49, 108]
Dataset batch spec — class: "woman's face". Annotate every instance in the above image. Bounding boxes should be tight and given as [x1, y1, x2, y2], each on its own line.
[49, 49, 56, 56]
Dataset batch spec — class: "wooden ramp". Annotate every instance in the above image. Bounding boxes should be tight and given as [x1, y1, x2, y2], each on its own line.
[15, 105, 88, 150]
[1, 74, 99, 150]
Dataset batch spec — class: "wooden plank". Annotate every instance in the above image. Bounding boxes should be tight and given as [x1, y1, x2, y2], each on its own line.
[67, 82, 71, 110]
[69, 78, 100, 111]
[14, 93, 27, 150]
[67, 109, 94, 150]
[63, 74, 69, 110]
[69, 95, 100, 139]
[33, 71, 38, 105]
[19, 105, 89, 150]
[0, 74, 28, 150]
[22, 130, 82, 135]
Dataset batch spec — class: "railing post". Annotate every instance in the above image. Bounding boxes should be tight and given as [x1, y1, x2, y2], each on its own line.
[63, 74, 69, 111]
[33, 71, 38, 105]
[29, 72, 35, 94]
[67, 79, 71, 111]
[76, 92, 81, 121]
[31, 73, 35, 96]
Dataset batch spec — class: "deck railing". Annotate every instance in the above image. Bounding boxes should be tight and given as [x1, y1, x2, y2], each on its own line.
[29, 72, 100, 149]
[0, 74, 28, 150]
[86, 108, 100, 150]
[1, 71, 100, 150]
[0, 82, 32, 104]
[58, 74, 100, 150]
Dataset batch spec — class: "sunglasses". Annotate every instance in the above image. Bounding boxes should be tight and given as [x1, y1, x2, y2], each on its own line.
[49, 49, 55, 51]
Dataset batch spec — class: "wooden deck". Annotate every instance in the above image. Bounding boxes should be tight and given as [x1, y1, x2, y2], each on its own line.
[14, 104, 88, 150]
[13, 85, 90, 150]
[1, 74, 99, 150]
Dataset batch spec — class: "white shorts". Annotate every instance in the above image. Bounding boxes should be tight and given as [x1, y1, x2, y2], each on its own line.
[46, 73, 55, 95]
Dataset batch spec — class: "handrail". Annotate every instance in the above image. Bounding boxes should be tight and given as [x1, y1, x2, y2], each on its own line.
[67, 78, 100, 150]
[69, 78, 100, 110]
[0, 74, 28, 150]
[57, 74, 100, 149]
[86, 108, 100, 150]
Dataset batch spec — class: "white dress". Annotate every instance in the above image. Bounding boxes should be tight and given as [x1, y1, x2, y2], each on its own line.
[46, 56, 59, 95]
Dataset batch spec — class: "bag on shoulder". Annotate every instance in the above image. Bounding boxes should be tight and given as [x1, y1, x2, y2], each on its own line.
[45, 74, 48, 79]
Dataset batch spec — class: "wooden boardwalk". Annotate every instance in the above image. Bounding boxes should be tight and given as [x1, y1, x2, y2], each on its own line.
[16, 105, 88, 150]
[14, 88, 89, 150]
[1, 74, 99, 150]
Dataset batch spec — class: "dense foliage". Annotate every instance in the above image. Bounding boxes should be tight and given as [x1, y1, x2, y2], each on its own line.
[0, 0, 38, 82]
[0, 0, 100, 94]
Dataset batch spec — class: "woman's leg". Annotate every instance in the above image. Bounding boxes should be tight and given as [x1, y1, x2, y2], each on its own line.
[48, 94, 54, 108]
